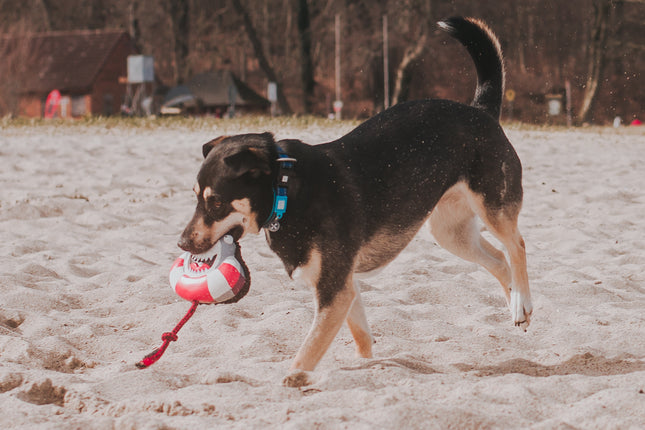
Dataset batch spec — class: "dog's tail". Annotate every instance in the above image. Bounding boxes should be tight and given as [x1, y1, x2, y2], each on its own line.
[438, 17, 505, 120]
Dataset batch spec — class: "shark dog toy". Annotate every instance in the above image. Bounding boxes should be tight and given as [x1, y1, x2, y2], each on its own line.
[136, 235, 250, 368]
[169, 234, 248, 304]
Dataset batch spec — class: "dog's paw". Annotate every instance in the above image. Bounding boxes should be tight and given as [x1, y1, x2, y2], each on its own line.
[282, 370, 313, 388]
[510, 288, 533, 332]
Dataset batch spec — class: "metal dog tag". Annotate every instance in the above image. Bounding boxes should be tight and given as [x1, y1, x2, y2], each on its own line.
[267, 220, 281, 232]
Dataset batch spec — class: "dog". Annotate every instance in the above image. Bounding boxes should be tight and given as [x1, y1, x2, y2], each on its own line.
[178, 17, 532, 386]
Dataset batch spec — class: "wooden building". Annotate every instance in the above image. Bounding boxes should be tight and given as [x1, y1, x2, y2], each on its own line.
[0, 30, 136, 118]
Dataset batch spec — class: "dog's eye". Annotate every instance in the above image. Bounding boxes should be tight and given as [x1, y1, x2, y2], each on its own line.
[206, 196, 224, 213]
[202, 197, 225, 222]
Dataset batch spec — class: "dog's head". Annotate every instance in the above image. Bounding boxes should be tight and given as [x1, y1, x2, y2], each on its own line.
[178, 133, 276, 254]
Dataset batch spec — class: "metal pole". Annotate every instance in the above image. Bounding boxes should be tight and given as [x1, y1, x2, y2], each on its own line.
[383, 15, 389, 110]
[565, 79, 573, 127]
[334, 14, 342, 119]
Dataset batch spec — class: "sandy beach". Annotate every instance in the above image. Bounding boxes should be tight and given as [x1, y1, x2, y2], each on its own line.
[1, 119, 644, 429]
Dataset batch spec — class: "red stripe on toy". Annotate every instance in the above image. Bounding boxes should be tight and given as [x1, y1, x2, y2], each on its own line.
[218, 262, 245, 294]
[170, 257, 184, 272]
[175, 275, 215, 303]
[231, 274, 246, 295]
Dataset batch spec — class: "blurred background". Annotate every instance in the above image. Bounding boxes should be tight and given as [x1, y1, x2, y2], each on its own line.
[0, 0, 642, 125]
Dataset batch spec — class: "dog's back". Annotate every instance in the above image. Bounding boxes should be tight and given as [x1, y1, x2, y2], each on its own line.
[315, 17, 519, 263]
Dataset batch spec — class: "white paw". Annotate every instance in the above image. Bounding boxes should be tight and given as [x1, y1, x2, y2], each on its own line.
[510, 288, 533, 331]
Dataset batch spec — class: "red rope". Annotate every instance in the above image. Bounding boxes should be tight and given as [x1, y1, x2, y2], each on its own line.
[136, 300, 200, 369]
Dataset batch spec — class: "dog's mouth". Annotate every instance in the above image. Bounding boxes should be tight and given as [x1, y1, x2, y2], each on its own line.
[185, 227, 242, 275]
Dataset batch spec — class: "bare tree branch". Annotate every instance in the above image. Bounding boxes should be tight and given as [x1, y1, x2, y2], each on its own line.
[391, 33, 426, 106]
[167, 0, 190, 85]
[577, 0, 612, 124]
[297, 0, 315, 113]
[230, 0, 292, 114]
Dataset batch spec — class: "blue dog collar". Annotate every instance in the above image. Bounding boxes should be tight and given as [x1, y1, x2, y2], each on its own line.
[264, 149, 296, 232]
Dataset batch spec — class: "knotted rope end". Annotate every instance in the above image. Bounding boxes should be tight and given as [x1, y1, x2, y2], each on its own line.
[135, 301, 199, 369]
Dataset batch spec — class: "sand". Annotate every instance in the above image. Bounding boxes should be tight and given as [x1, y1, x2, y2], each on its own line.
[1, 120, 644, 429]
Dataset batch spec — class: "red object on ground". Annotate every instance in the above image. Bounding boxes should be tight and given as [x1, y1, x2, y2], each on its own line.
[630, 119, 642, 126]
[44, 90, 61, 119]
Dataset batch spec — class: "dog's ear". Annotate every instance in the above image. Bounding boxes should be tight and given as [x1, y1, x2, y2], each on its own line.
[202, 136, 229, 158]
[224, 147, 271, 178]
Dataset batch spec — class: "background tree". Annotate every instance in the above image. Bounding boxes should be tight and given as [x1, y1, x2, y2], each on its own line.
[389, 0, 433, 106]
[231, 0, 292, 114]
[577, 0, 613, 124]
[167, 0, 190, 84]
[297, 0, 315, 113]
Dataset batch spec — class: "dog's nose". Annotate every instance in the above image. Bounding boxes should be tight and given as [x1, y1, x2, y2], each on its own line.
[177, 234, 192, 252]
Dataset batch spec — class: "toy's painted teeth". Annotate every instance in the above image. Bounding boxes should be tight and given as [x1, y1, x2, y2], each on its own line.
[190, 254, 217, 266]
[190, 244, 218, 262]
[188, 253, 217, 275]
[192, 255, 217, 263]
[191, 254, 216, 262]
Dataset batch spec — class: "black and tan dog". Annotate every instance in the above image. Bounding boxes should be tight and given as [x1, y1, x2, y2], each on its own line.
[178, 17, 532, 385]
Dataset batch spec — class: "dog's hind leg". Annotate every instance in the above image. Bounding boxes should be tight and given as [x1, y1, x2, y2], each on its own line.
[477, 207, 532, 331]
[346, 280, 373, 358]
[460, 185, 533, 330]
[429, 185, 513, 300]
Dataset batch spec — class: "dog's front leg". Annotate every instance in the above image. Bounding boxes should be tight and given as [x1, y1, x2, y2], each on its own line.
[284, 263, 356, 387]
[290, 282, 355, 372]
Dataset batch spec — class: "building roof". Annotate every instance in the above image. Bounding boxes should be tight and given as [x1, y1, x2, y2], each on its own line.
[164, 71, 270, 108]
[0, 30, 132, 94]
